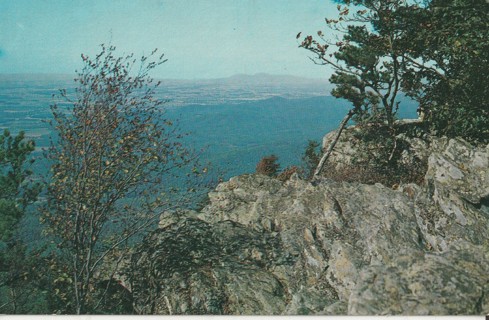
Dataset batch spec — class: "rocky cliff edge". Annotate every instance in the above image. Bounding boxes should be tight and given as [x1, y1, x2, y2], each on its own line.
[128, 136, 489, 315]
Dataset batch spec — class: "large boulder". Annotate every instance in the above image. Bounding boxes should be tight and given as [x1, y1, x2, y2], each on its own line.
[129, 217, 290, 315]
[128, 137, 489, 315]
[420, 138, 489, 249]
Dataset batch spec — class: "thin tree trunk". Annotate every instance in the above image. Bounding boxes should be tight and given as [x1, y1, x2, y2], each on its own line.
[10, 288, 17, 314]
[313, 109, 356, 178]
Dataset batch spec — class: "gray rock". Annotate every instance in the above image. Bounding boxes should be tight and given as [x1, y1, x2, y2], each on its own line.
[416, 138, 489, 250]
[129, 218, 290, 315]
[349, 241, 489, 315]
[127, 137, 489, 315]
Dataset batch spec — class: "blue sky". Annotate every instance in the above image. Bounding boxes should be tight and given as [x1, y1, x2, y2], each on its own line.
[0, 0, 339, 79]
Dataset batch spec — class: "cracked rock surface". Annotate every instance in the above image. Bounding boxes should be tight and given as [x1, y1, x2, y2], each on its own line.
[129, 138, 489, 315]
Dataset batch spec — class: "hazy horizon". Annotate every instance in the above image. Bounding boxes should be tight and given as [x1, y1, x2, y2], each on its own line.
[0, 71, 331, 82]
[0, 0, 339, 80]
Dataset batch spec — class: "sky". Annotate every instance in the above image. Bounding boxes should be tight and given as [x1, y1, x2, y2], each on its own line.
[0, 0, 339, 79]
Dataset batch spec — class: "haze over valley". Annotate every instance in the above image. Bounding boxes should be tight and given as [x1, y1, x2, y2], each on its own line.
[1, 73, 389, 178]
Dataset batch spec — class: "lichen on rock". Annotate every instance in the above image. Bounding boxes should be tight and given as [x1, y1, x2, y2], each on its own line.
[127, 137, 489, 315]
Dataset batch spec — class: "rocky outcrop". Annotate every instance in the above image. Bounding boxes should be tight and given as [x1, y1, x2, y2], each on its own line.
[128, 137, 489, 315]
[421, 138, 489, 249]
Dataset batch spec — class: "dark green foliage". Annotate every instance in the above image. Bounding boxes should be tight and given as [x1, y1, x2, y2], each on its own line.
[300, 1, 413, 128]
[403, 0, 489, 143]
[301, 140, 321, 180]
[0, 242, 51, 314]
[0, 129, 45, 314]
[0, 200, 22, 242]
[0, 130, 41, 241]
[299, 0, 487, 189]
[301, 0, 489, 144]
[92, 280, 134, 314]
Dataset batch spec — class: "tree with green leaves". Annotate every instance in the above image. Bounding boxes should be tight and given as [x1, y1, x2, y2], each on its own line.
[0, 130, 40, 240]
[300, 0, 488, 178]
[0, 129, 43, 314]
[401, 0, 489, 144]
[299, 0, 423, 176]
[300, 0, 420, 126]
[42, 45, 206, 314]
